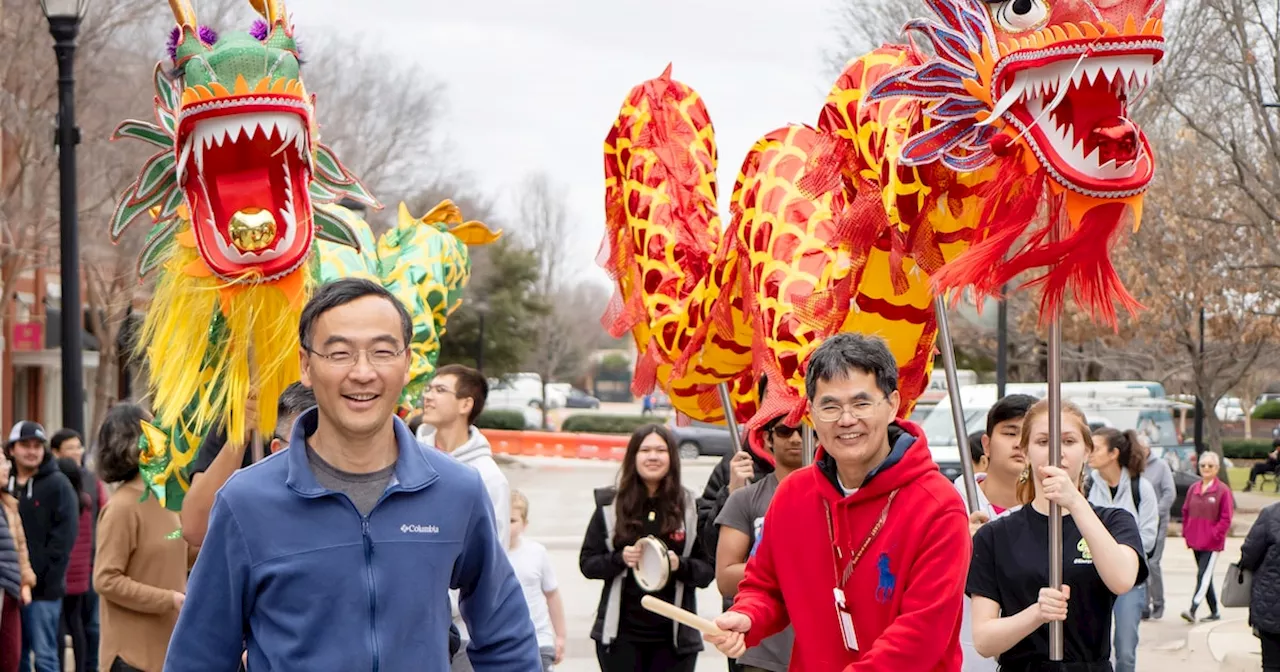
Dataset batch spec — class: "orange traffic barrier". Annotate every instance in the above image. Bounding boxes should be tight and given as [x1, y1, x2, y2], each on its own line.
[482, 429, 629, 461]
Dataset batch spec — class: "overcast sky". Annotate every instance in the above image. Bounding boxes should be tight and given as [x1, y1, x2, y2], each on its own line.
[293, 0, 850, 283]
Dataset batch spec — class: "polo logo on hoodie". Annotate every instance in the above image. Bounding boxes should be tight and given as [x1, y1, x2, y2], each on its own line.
[401, 524, 439, 534]
[875, 553, 896, 603]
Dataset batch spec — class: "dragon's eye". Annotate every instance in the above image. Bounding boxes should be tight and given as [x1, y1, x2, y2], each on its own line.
[988, 0, 1050, 33]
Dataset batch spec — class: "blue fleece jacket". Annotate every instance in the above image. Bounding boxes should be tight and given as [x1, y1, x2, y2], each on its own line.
[164, 410, 540, 671]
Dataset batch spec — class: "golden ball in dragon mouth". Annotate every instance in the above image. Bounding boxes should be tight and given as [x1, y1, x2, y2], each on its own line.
[228, 208, 277, 252]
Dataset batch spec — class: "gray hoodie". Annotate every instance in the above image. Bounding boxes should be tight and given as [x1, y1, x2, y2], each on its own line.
[417, 424, 511, 642]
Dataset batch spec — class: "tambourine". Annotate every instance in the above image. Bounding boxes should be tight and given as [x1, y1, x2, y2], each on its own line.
[633, 535, 671, 593]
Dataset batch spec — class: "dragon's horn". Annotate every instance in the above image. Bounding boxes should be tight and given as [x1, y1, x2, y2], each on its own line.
[167, 0, 197, 28]
[248, 0, 286, 24]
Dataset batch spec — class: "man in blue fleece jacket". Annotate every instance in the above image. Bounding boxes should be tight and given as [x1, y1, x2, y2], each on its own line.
[165, 278, 539, 671]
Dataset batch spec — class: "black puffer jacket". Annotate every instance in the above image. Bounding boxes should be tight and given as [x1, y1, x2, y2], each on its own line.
[1240, 502, 1280, 633]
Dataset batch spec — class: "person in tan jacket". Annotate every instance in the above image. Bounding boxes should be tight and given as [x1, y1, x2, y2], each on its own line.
[1, 451, 36, 672]
[93, 404, 187, 672]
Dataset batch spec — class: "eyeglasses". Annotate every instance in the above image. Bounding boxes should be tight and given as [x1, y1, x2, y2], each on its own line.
[813, 397, 887, 423]
[305, 346, 406, 368]
[423, 383, 458, 397]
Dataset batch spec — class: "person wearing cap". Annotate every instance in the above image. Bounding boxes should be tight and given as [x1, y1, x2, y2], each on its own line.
[5, 420, 79, 672]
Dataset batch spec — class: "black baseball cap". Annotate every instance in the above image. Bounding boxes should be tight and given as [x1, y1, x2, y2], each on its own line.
[6, 421, 48, 448]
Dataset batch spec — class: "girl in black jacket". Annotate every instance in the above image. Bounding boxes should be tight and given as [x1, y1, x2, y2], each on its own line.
[579, 423, 715, 672]
[1240, 502, 1280, 671]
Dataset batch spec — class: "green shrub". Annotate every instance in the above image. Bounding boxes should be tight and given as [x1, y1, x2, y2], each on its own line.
[1253, 401, 1280, 419]
[1222, 439, 1275, 460]
[561, 414, 655, 435]
[474, 409, 528, 431]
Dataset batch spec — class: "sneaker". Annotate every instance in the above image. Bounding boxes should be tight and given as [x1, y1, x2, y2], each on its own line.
[1151, 607, 1164, 620]
[1182, 610, 1197, 623]
[1202, 612, 1222, 622]
[1142, 610, 1152, 621]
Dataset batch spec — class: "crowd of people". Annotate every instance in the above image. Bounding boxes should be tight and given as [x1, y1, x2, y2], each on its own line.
[0, 278, 1276, 671]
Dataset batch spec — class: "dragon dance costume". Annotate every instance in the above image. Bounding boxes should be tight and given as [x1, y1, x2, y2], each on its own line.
[598, 0, 1166, 446]
[112, 0, 499, 509]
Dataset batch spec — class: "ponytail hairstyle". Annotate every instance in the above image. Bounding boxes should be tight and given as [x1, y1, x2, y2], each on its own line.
[1015, 399, 1094, 505]
[1093, 427, 1147, 478]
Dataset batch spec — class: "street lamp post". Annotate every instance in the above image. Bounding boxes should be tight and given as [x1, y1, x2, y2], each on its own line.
[1194, 305, 1206, 455]
[41, 0, 92, 436]
[474, 300, 490, 373]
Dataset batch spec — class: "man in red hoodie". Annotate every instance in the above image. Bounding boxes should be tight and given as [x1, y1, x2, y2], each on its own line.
[706, 333, 971, 670]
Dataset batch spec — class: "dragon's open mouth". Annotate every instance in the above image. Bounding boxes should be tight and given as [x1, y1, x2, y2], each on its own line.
[992, 34, 1163, 197]
[176, 100, 313, 280]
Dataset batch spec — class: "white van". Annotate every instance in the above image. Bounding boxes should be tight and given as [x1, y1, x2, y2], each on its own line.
[909, 380, 1172, 482]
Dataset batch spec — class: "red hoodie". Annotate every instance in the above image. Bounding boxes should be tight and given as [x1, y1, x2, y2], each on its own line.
[730, 419, 970, 671]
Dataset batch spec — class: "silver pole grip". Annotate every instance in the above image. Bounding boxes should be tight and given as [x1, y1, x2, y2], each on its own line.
[716, 382, 742, 453]
[1048, 298, 1065, 660]
[934, 296, 980, 514]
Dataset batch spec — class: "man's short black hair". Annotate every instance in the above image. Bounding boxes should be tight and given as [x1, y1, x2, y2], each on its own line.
[985, 394, 1038, 437]
[433, 364, 488, 425]
[277, 382, 317, 421]
[298, 278, 413, 350]
[804, 333, 898, 401]
[50, 428, 82, 453]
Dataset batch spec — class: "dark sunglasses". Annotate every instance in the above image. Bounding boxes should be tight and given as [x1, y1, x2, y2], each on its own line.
[770, 424, 798, 439]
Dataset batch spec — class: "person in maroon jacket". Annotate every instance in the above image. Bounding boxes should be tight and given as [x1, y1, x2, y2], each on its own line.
[52, 458, 94, 672]
[1180, 450, 1234, 624]
[51, 428, 104, 672]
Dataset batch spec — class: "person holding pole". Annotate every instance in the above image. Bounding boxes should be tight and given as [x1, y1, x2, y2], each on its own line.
[958, 393, 1037, 672]
[704, 333, 971, 670]
[967, 399, 1148, 671]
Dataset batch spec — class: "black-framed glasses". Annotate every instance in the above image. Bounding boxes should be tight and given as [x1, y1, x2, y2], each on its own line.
[813, 397, 887, 423]
[304, 346, 407, 368]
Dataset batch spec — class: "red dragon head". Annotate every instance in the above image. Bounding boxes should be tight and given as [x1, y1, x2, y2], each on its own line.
[869, 0, 1165, 215]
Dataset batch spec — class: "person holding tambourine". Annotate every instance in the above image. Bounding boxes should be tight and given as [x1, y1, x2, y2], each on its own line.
[579, 423, 715, 672]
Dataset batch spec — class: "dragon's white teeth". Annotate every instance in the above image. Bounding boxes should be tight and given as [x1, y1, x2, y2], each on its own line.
[177, 138, 192, 185]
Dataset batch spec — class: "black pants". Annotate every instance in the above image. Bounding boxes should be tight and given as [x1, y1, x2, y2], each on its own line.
[58, 593, 88, 672]
[1250, 461, 1279, 483]
[1190, 550, 1219, 614]
[595, 639, 697, 672]
[1261, 627, 1280, 672]
[109, 658, 143, 672]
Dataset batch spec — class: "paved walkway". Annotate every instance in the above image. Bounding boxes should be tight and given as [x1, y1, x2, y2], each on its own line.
[505, 456, 1268, 672]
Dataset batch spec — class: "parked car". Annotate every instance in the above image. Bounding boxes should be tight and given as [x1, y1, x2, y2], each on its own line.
[666, 419, 735, 459]
[487, 377, 566, 409]
[564, 387, 600, 409]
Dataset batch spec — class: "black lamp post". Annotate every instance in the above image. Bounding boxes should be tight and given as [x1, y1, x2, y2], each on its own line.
[474, 300, 490, 373]
[1194, 305, 1206, 455]
[41, 0, 91, 436]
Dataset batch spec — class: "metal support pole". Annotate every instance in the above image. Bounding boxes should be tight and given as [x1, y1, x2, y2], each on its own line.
[51, 16, 84, 436]
[801, 423, 816, 466]
[934, 296, 980, 513]
[996, 285, 1008, 399]
[1047, 269, 1065, 662]
[715, 382, 742, 452]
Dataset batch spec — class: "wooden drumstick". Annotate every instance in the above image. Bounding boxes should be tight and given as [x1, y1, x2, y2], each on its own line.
[640, 595, 726, 636]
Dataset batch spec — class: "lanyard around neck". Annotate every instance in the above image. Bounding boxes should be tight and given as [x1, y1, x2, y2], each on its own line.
[824, 489, 899, 590]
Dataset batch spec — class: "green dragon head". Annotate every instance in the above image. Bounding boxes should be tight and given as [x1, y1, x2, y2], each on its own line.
[111, 0, 379, 282]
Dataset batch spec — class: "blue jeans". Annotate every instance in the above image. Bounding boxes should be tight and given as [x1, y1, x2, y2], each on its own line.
[1112, 582, 1146, 672]
[20, 598, 63, 672]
